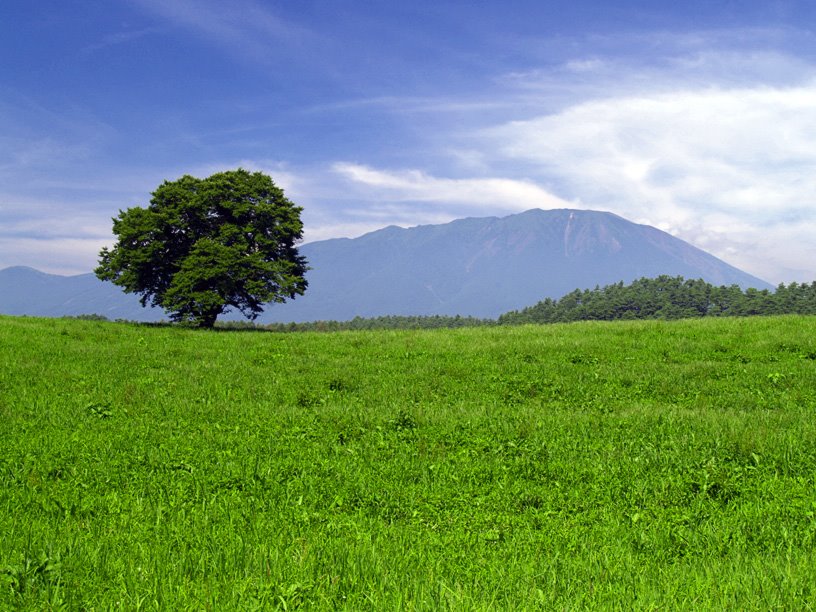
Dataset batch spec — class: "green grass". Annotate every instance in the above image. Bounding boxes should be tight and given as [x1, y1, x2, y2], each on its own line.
[2, 314, 816, 609]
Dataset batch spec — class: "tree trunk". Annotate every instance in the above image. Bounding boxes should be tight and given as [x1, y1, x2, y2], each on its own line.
[197, 309, 221, 329]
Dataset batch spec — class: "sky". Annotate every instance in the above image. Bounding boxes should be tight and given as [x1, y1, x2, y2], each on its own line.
[2, 0, 816, 283]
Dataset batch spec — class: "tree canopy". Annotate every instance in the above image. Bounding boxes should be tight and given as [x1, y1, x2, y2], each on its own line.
[96, 169, 308, 327]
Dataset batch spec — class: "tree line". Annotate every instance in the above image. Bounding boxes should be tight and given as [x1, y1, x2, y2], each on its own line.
[78, 275, 816, 330]
[222, 276, 816, 331]
[498, 276, 816, 325]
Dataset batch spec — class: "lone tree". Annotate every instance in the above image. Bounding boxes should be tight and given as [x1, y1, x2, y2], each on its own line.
[96, 169, 308, 328]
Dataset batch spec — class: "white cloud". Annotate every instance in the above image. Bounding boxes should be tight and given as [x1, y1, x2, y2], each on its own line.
[332, 162, 573, 210]
[486, 83, 816, 283]
[0, 193, 114, 274]
[0, 238, 106, 276]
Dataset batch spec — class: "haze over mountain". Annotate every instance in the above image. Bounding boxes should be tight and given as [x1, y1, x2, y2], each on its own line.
[0, 209, 772, 322]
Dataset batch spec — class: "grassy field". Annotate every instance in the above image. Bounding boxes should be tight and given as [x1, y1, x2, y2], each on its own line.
[2, 314, 816, 609]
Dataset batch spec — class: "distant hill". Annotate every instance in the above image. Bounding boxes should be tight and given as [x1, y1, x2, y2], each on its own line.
[0, 208, 772, 322]
[0, 265, 167, 321]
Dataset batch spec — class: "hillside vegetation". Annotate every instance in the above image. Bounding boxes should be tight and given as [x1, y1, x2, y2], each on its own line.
[500, 275, 816, 324]
[221, 275, 814, 332]
[2, 315, 816, 608]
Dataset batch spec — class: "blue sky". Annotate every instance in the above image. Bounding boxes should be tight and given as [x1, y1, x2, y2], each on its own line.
[3, 1, 816, 283]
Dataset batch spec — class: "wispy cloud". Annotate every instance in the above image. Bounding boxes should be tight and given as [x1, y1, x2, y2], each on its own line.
[0, 135, 90, 173]
[300, 95, 512, 116]
[81, 27, 161, 56]
[0, 91, 116, 183]
[0, 190, 114, 233]
[498, 29, 816, 114]
[0, 193, 115, 274]
[332, 162, 572, 210]
[131, 0, 318, 65]
[0, 237, 108, 276]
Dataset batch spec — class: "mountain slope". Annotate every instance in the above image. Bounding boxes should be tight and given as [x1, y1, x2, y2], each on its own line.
[0, 266, 166, 321]
[262, 208, 771, 321]
[0, 209, 772, 322]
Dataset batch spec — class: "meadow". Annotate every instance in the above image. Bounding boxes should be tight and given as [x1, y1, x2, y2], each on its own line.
[1, 314, 816, 609]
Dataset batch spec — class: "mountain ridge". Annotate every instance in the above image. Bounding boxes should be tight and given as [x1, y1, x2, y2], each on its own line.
[0, 208, 772, 322]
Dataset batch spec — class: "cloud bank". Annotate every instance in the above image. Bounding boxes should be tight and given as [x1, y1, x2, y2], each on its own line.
[483, 82, 816, 281]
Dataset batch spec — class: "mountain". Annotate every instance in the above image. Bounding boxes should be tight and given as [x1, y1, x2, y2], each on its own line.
[0, 265, 167, 321]
[0, 209, 772, 322]
[259, 208, 772, 321]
